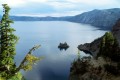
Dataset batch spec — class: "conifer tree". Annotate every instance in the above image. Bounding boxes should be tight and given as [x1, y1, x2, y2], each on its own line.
[97, 32, 120, 62]
[0, 4, 41, 80]
[0, 4, 18, 78]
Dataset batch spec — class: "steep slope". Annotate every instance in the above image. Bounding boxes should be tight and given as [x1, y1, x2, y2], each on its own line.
[68, 8, 120, 30]
[71, 19, 120, 80]
[112, 19, 120, 44]
[78, 37, 102, 57]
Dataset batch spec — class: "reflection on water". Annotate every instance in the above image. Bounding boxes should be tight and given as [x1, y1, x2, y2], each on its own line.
[58, 42, 69, 51]
[12, 21, 107, 80]
[58, 47, 69, 51]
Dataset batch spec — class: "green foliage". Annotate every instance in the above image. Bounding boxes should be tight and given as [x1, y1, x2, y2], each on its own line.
[0, 4, 18, 79]
[22, 52, 41, 71]
[8, 72, 23, 80]
[104, 64, 119, 75]
[77, 50, 80, 59]
[97, 32, 120, 62]
[16, 45, 42, 72]
[0, 4, 41, 79]
[0, 77, 5, 80]
[70, 56, 90, 75]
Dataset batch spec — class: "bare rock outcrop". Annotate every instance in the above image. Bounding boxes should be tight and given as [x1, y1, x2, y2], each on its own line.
[78, 37, 102, 57]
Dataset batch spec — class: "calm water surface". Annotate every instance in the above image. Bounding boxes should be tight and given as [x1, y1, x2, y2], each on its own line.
[12, 21, 106, 80]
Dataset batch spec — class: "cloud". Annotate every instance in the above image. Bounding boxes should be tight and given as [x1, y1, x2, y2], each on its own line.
[48, 1, 76, 10]
[0, 0, 119, 8]
[0, 0, 120, 17]
[0, 0, 26, 7]
[67, 0, 119, 6]
[27, 0, 48, 2]
[14, 10, 84, 17]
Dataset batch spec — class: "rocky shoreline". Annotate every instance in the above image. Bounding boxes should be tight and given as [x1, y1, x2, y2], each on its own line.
[78, 19, 120, 57]
[69, 19, 120, 80]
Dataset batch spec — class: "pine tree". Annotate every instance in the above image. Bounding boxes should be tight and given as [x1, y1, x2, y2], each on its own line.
[97, 32, 120, 62]
[0, 4, 41, 80]
[0, 4, 18, 78]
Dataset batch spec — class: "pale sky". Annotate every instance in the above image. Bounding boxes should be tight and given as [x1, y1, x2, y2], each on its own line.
[0, 0, 120, 17]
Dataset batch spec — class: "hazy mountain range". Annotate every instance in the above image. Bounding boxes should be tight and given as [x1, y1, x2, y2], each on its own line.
[68, 8, 120, 30]
[1, 8, 120, 30]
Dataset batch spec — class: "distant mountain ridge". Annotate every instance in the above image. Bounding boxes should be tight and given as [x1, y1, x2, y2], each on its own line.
[67, 8, 120, 30]
[9, 16, 72, 21]
[1, 8, 120, 30]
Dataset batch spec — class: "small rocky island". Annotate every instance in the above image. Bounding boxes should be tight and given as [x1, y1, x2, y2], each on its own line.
[58, 42, 69, 50]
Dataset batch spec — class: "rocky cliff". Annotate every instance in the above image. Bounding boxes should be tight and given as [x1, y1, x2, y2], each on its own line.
[78, 19, 120, 57]
[112, 19, 120, 44]
[71, 21, 120, 79]
[78, 37, 102, 57]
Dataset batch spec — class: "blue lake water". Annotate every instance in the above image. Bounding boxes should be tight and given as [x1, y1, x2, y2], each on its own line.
[12, 21, 106, 80]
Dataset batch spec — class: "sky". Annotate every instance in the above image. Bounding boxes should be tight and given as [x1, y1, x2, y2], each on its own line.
[0, 0, 120, 17]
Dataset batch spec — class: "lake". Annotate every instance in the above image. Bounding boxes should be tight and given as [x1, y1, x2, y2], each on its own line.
[12, 21, 106, 80]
